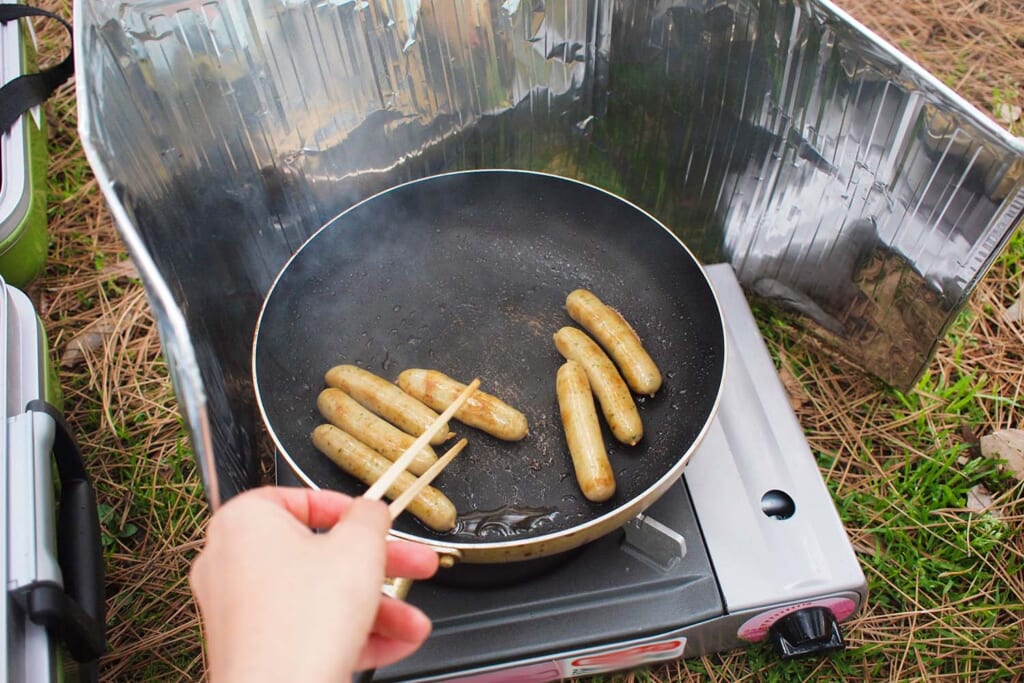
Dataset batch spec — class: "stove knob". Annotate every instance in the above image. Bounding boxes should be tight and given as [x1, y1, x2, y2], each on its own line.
[768, 606, 845, 660]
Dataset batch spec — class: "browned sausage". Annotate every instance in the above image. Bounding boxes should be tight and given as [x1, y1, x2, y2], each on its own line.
[565, 289, 662, 395]
[317, 388, 438, 476]
[553, 326, 643, 445]
[324, 364, 453, 445]
[556, 360, 615, 502]
[396, 369, 529, 441]
[311, 423, 457, 532]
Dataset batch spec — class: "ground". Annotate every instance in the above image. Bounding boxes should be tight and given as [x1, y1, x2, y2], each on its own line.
[18, 0, 1024, 681]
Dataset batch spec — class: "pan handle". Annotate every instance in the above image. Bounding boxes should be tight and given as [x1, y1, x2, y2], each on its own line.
[383, 577, 415, 601]
[420, 544, 462, 568]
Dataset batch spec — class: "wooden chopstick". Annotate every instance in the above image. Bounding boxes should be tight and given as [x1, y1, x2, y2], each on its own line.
[388, 438, 467, 520]
[363, 377, 480, 501]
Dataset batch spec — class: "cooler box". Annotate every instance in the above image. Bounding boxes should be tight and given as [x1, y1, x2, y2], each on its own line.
[1, 278, 106, 682]
[0, 5, 49, 288]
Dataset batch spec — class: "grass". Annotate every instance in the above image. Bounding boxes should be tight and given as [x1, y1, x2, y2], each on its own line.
[20, 0, 1024, 681]
[743, 231, 1024, 681]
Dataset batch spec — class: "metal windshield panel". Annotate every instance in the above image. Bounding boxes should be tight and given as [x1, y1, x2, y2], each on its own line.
[75, 0, 1024, 499]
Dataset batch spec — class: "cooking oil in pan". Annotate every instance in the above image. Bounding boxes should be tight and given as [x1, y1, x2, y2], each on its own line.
[451, 504, 560, 539]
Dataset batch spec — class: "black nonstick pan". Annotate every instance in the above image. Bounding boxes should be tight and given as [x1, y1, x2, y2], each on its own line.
[253, 170, 726, 563]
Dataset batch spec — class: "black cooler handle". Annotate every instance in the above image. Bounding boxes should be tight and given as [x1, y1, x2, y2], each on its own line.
[0, 3, 74, 135]
[25, 400, 107, 673]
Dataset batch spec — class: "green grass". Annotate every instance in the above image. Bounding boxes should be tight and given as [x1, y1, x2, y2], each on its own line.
[737, 231, 1024, 681]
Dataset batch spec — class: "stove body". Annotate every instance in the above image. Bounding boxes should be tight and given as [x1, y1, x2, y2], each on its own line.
[273, 264, 866, 681]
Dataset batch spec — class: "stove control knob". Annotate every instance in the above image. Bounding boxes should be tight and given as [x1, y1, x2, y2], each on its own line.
[768, 606, 845, 660]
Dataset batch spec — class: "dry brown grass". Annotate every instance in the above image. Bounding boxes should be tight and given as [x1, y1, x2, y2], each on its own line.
[22, 6, 206, 680]
[842, 0, 1024, 136]
[18, 0, 1023, 681]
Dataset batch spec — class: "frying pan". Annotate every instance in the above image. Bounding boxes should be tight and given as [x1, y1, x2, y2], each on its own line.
[253, 170, 726, 563]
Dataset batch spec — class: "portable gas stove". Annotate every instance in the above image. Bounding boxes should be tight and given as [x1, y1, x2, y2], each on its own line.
[277, 264, 866, 682]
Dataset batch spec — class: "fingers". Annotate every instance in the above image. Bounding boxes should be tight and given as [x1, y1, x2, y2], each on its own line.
[375, 597, 433, 642]
[355, 598, 433, 671]
[295, 495, 438, 579]
[219, 487, 440, 579]
[242, 486, 356, 529]
[357, 634, 428, 673]
[385, 540, 440, 580]
[324, 497, 392, 554]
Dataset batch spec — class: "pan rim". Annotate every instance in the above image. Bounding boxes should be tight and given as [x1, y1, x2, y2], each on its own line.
[252, 168, 728, 552]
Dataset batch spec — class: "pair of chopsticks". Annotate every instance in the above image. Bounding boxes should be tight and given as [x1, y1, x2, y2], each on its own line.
[355, 379, 480, 683]
[363, 378, 480, 519]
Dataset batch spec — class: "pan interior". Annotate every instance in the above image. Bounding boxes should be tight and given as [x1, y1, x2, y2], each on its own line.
[254, 171, 724, 546]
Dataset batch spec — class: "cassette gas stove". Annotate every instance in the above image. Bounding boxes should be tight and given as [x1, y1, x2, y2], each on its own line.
[279, 264, 867, 682]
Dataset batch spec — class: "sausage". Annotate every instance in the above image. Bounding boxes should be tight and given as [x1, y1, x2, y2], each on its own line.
[553, 326, 643, 445]
[317, 388, 438, 476]
[556, 360, 615, 502]
[396, 369, 529, 441]
[565, 289, 662, 395]
[311, 423, 458, 532]
[324, 364, 454, 445]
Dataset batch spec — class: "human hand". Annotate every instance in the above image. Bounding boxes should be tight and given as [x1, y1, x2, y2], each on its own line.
[190, 486, 440, 682]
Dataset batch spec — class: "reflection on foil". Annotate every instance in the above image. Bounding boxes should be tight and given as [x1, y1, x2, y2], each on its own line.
[77, 0, 1024, 501]
[452, 505, 561, 539]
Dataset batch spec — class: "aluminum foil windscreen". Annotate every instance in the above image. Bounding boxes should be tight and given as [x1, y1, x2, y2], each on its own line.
[76, 0, 1024, 502]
